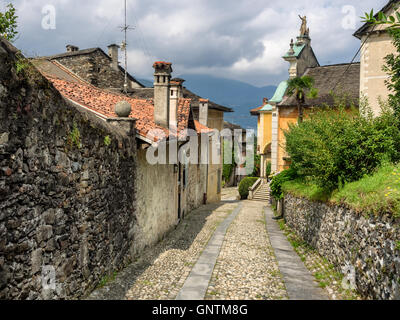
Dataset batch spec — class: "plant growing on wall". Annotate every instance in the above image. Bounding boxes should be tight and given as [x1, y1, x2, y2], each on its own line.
[270, 168, 297, 200]
[286, 75, 318, 123]
[265, 161, 272, 178]
[222, 140, 235, 182]
[0, 3, 18, 42]
[68, 122, 82, 149]
[104, 135, 111, 147]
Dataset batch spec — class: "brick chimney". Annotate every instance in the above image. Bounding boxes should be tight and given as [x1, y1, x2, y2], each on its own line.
[153, 61, 173, 128]
[108, 44, 120, 71]
[170, 78, 185, 130]
[66, 45, 79, 52]
[199, 99, 209, 126]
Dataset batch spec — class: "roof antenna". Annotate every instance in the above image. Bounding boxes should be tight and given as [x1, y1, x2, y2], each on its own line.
[119, 0, 135, 94]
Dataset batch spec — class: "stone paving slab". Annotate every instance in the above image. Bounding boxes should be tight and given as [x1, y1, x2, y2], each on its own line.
[205, 200, 287, 300]
[264, 207, 329, 300]
[175, 203, 244, 300]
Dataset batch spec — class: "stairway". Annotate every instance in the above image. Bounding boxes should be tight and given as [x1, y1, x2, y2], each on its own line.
[252, 181, 270, 202]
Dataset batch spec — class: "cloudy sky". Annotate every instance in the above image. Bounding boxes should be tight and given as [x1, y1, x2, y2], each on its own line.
[5, 0, 388, 86]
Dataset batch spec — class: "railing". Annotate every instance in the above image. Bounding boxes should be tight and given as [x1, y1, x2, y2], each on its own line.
[248, 178, 262, 200]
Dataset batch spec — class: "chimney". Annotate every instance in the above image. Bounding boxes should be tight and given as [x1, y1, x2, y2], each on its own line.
[108, 44, 120, 71]
[170, 78, 185, 130]
[263, 98, 269, 106]
[199, 99, 209, 127]
[66, 45, 79, 52]
[153, 61, 173, 128]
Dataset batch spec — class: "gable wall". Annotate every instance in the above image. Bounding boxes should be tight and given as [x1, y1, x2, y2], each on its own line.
[360, 5, 399, 115]
[54, 51, 141, 90]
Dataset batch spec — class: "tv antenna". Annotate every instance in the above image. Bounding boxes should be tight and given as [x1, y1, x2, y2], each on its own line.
[119, 0, 135, 93]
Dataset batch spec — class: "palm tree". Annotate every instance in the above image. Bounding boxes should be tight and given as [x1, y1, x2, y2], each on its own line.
[286, 76, 318, 123]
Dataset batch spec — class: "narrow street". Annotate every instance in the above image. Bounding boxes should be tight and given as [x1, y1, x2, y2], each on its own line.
[88, 187, 327, 300]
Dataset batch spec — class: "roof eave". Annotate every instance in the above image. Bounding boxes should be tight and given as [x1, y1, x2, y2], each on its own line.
[353, 0, 399, 39]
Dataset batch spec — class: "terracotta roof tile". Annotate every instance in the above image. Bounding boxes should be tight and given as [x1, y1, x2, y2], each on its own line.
[45, 75, 191, 142]
[250, 106, 263, 115]
[194, 120, 213, 134]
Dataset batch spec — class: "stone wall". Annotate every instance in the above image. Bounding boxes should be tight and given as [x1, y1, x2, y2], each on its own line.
[0, 39, 137, 299]
[283, 194, 400, 300]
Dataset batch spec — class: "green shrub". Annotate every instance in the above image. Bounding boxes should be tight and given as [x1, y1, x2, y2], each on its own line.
[266, 161, 272, 177]
[284, 104, 400, 191]
[270, 168, 297, 200]
[238, 177, 259, 199]
[223, 140, 235, 182]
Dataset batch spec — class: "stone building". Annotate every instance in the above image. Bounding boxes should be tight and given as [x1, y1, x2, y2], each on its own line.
[35, 58, 218, 253]
[35, 44, 144, 90]
[33, 45, 233, 204]
[354, 0, 400, 116]
[251, 20, 360, 174]
[125, 79, 232, 204]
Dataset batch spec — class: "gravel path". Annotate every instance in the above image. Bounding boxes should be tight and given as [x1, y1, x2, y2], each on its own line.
[205, 200, 288, 300]
[124, 195, 240, 300]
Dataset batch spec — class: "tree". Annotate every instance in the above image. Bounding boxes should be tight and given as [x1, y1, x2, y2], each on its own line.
[362, 9, 400, 28]
[286, 75, 318, 123]
[0, 3, 18, 42]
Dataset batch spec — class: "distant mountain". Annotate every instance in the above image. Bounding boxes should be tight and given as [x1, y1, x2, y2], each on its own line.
[138, 75, 277, 130]
[137, 78, 153, 88]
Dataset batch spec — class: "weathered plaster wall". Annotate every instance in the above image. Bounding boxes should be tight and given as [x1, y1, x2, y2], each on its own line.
[207, 109, 223, 203]
[186, 163, 207, 213]
[283, 194, 400, 300]
[360, 33, 393, 116]
[0, 39, 137, 299]
[135, 149, 178, 253]
[359, 6, 399, 116]
[277, 107, 297, 171]
[261, 112, 272, 154]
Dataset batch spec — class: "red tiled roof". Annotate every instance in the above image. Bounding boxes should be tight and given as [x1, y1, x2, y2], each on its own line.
[250, 106, 263, 115]
[46, 76, 191, 142]
[194, 120, 213, 134]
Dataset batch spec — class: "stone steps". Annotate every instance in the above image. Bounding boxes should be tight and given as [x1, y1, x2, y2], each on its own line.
[252, 183, 270, 202]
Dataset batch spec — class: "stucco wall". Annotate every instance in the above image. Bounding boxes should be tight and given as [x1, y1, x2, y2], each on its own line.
[283, 194, 400, 300]
[260, 112, 272, 154]
[359, 6, 399, 116]
[277, 107, 297, 171]
[361, 33, 394, 116]
[207, 109, 224, 203]
[135, 149, 178, 253]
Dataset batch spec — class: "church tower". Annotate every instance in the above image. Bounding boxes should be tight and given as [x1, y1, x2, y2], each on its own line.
[283, 16, 319, 79]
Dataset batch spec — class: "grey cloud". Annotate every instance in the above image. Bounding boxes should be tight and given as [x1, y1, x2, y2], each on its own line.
[9, 0, 390, 86]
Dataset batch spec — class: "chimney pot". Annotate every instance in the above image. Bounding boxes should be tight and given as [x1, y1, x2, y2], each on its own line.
[199, 99, 209, 127]
[66, 45, 79, 52]
[108, 44, 120, 71]
[153, 61, 173, 128]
